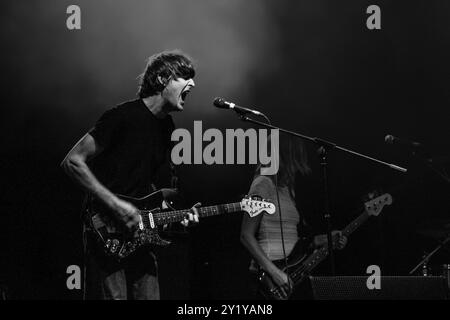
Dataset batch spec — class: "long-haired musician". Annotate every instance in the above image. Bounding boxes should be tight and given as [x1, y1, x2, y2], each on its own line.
[240, 135, 347, 299]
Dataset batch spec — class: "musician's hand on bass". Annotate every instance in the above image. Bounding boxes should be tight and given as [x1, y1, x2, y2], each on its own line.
[112, 198, 140, 232]
[335, 231, 348, 250]
[314, 230, 348, 250]
[269, 268, 293, 299]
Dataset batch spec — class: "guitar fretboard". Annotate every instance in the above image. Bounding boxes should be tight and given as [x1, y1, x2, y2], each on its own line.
[291, 210, 371, 284]
[342, 211, 370, 237]
[139, 203, 243, 227]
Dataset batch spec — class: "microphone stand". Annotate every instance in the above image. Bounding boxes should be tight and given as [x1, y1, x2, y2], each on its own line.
[239, 115, 407, 275]
[409, 234, 450, 275]
[413, 150, 450, 185]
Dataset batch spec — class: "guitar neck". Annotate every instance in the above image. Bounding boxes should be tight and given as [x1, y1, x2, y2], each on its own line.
[140, 202, 243, 226]
[292, 209, 371, 282]
[341, 210, 371, 238]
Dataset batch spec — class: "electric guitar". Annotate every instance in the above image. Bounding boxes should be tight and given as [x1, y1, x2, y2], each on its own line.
[86, 189, 275, 261]
[257, 192, 393, 300]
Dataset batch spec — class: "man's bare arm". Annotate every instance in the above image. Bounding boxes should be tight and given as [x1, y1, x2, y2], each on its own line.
[61, 133, 139, 230]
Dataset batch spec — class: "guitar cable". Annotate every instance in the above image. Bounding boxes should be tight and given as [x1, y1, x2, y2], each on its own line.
[274, 169, 292, 294]
[260, 114, 291, 296]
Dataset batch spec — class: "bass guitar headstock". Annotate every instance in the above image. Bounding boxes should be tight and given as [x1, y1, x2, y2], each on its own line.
[364, 193, 393, 217]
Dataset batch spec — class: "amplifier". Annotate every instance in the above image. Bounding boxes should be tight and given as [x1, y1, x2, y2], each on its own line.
[309, 276, 448, 300]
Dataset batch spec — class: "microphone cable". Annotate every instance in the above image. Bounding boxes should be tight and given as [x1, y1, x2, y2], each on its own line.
[258, 114, 291, 296]
[218, 98, 291, 296]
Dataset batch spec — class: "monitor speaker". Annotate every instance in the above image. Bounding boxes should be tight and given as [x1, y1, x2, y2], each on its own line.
[0, 284, 8, 300]
[309, 276, 448, 300]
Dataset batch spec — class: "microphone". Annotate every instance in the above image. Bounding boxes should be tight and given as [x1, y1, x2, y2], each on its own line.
[213, 97, 263, 116]
[384, 134, 423, 148]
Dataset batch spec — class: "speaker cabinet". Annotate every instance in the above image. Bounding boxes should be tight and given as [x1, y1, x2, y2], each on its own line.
[309, 276, 448, 300]
[0, 284, 8, 300]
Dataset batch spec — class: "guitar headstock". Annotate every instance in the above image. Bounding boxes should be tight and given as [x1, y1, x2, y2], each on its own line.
[241, 196, 276, 218]
[364, 193, 393, 217]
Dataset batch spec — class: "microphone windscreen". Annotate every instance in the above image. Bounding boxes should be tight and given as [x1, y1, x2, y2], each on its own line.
[213, 97, 227, 109]
[384, 135, 394, 144]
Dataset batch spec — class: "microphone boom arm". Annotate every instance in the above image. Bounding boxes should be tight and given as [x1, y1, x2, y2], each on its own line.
[239, 116, 407, 173]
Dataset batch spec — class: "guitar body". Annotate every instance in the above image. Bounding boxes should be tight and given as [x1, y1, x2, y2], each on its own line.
[86, 189, 172, 261]
[85, 189, 277, 262]
[256, 192, 393, 300]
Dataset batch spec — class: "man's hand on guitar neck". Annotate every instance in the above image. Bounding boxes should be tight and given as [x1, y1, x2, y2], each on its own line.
[181, 202, 200, 227]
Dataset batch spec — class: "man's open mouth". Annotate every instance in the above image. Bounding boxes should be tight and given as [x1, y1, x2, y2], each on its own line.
[181, 89, 190, 102]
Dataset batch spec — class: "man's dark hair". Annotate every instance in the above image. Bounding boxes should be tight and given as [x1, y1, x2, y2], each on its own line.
[137, 50, 196, 98]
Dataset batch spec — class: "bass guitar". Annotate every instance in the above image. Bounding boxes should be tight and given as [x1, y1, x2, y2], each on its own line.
[257, 192, 393, 300]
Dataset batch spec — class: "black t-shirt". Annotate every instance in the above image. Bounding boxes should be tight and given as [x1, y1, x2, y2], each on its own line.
[88, 99, 175, 197]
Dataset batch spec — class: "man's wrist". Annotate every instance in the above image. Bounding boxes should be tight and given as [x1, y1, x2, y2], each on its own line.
[97, 190, 120, 211]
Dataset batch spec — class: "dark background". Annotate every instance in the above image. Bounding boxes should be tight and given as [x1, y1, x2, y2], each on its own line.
[1, 0, 449, 299]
